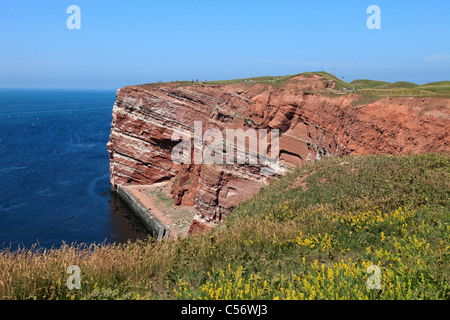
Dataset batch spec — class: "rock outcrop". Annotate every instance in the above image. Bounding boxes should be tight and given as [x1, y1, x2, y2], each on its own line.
[108, 75, 450, 233]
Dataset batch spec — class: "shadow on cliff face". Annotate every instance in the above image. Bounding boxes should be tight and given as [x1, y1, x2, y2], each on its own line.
[108, 192, 151, 243]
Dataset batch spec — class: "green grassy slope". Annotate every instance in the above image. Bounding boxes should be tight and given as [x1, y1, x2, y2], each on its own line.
[386, 81, 419, 89]
[1, 153, 448, 300]
[351, 79, 391, 89]
[349, 79, 450, 97]
[419, 81, 450, 95]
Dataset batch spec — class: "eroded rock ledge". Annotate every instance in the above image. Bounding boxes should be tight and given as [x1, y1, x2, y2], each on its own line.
[108, 75, 450, 234]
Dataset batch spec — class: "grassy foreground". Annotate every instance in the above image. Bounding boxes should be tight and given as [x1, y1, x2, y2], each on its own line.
[1, 154, 449, 300]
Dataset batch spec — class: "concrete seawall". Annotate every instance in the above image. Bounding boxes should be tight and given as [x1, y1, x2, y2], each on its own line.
[116, 185, 170, 241]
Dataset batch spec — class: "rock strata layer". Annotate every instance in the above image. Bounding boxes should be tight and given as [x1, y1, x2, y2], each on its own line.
[108, 75, 450, 233]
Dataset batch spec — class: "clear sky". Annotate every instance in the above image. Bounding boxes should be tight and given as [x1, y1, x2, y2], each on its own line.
[0, 0, 449, 89]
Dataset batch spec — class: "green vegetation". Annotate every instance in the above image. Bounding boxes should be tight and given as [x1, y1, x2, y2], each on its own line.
[349, 78, 450, 97]
[424, 81, 450, 86]
[136, 74, 298, 90]
[351, 79, 391, 89]
[298, 72, 450, 97]
[1, 153, 448, 300]
[350, 79, 419, 90]
[134, 72, 450, 97]
[202, 74, 297, 87]
[419, 81, 450, 96]
[150, 188, 174, 206]
[386, 81, 419, 89]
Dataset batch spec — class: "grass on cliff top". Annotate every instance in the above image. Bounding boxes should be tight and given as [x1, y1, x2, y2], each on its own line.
[202, 74, 297, 87]
[2, 153, 448, 300]
[350, 79, 450, 97]
[136, 74, 299, 90]
[351, 79, 391, 89]
[350, 80, 418, 89]
[135, 72, 450, 97]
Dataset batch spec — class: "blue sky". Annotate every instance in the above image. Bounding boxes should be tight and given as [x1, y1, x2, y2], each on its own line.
[0, 0, 449, 89]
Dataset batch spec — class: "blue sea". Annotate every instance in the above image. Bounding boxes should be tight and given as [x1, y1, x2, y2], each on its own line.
[0, 89, 150, 249]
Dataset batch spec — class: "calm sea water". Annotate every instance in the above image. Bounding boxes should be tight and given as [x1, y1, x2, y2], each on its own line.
[0, 89, 150, 249]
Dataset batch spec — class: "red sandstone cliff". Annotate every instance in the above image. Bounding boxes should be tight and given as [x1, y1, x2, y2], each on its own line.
[107, 75, 450, 233]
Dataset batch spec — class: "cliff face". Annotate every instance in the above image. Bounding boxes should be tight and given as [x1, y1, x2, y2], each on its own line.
[108, 75, 450, 233]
